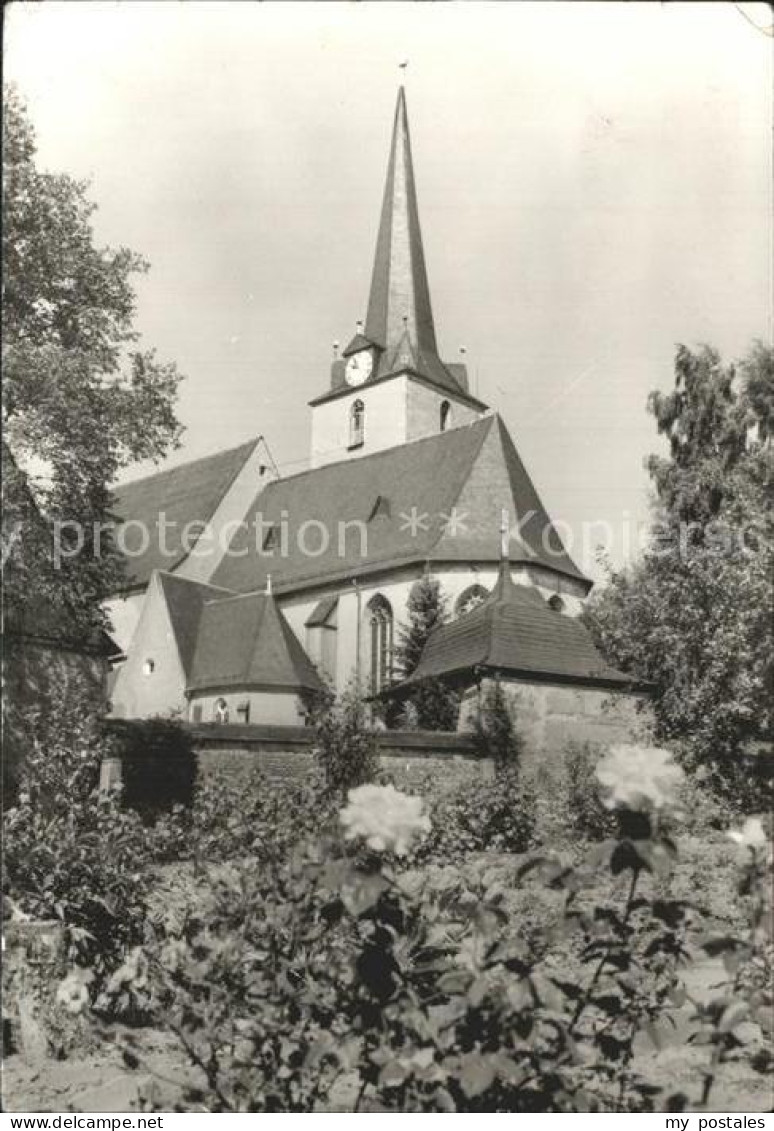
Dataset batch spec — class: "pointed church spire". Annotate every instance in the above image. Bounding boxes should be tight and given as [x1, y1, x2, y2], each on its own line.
[364, 87, 438, 359]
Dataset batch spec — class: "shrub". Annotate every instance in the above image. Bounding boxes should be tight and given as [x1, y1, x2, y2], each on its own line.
[564, 740, 615, 841]
[312, 684, 379, 800]
[115, 749, 771, 1113]
[473, 681, 524, 772]
[414, 770, 536, 864]
[109, 717, 197, 818]
[1, 677, 157, 1011]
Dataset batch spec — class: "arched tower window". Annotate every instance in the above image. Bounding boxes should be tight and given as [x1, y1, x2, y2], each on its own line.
[455, 584, 489, 618]
[349, 399, 365, 448]
[440, 400, 452, 432]
[367, 593, 393, 693]
[214, 697, 229, 724]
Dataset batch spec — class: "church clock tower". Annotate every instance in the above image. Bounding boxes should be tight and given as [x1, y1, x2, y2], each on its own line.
[309, 88, 488, 469]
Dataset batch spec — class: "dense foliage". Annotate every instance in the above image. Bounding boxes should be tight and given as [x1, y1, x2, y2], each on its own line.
[2, 86, 182, 641]
[311, 684, 380, 800]
[101, 752, 770, 1113]
[472, 681, 525, 771]
[2, 679, 151, 984]
[584, 342, 773, 807]
[110, 718, 197, 818]
[391, 575, 460, 731]
[564, 741, 616, 842]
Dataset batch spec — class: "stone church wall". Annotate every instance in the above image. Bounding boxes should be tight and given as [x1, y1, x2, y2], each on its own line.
[459, 676, 652, 776]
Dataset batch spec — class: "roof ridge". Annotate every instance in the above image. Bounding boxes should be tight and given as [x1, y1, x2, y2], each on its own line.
[275, 414, 492, 487]
[157, 570, 234, 595]
[115, 436, 262, 493]
[201, 588, 272, 607]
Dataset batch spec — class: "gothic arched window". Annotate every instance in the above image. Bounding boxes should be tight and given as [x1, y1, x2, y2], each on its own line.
[367, 593, 393, 693]
[349, 399, 365, 448]
[440, 400, 452, 432]
[455, 584, 489, 618]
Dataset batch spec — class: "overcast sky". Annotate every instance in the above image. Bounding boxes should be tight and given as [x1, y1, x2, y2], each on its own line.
[5, 1, 772, 576]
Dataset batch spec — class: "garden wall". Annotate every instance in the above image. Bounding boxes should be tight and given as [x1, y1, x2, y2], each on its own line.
[189, 723, 491, 790]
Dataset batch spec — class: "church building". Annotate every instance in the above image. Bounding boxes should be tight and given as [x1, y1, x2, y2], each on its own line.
[108, 88, 641, 740]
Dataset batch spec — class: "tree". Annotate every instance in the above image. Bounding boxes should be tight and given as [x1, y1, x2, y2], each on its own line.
[2, 86, 183, 640]
[313, 683, 379, 800]
[473, 680, 525, 775]
[584, 342, 773, 807]
[392, 574, 460, 731]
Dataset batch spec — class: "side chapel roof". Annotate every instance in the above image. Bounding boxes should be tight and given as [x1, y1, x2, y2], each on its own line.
[187, 589, 326, 695]
[399, 559, 638, 692]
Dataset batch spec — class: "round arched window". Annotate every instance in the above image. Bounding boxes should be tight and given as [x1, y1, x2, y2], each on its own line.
[214, 698, 229, 724]
[455, 584, 489, 617]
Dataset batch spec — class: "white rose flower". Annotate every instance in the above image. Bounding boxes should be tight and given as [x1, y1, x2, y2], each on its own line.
[56, 968, 92, 1015]
[727, 816, 768, 850]
[596, 745, 685, 813]
[340, 784, 431, 856]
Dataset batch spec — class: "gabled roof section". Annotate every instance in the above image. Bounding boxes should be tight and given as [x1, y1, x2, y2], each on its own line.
[111, 438, 262, 588]
[187, 591, 325, 695]
[400, 561, 636, 691]
[212, 414, 589, 595]
[432, 415, 586, 583]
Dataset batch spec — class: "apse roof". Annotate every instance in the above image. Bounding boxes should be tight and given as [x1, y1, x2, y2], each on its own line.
[399, 562, 637, 691]
[187, 590, 325, 695]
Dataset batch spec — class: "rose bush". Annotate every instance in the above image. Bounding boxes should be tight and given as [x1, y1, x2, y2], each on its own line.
[84, 750, 771, 1112]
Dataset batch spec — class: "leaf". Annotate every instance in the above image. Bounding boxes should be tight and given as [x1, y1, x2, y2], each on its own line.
[467, 975, 489, 1008]
[459, 1055, 496, 1099]
[378, 1060, 408, 1088]
[514, 855, 550, 882]
[340, 873, 389, 918]
[718, 1001, 750, 1033]
[122, 1048, 140, 1070]
[701, 934, 742, 957]
[610, 841, 644, 876]
[438, 969, 474, 996]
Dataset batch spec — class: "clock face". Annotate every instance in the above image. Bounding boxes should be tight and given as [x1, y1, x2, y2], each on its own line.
[345, 350, 373, 386]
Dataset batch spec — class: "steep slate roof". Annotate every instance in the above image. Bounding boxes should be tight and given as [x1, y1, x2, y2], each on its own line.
[187, 591, 325, 694]
[356, 87, 470, 401]
[400, 561, 635, 691]
[156, 572, 234, 677]
[213, 414, 589, 596]
[111, 438, 261, 589]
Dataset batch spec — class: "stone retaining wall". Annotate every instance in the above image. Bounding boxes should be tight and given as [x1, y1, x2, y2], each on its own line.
[191, 724, 490, 790]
